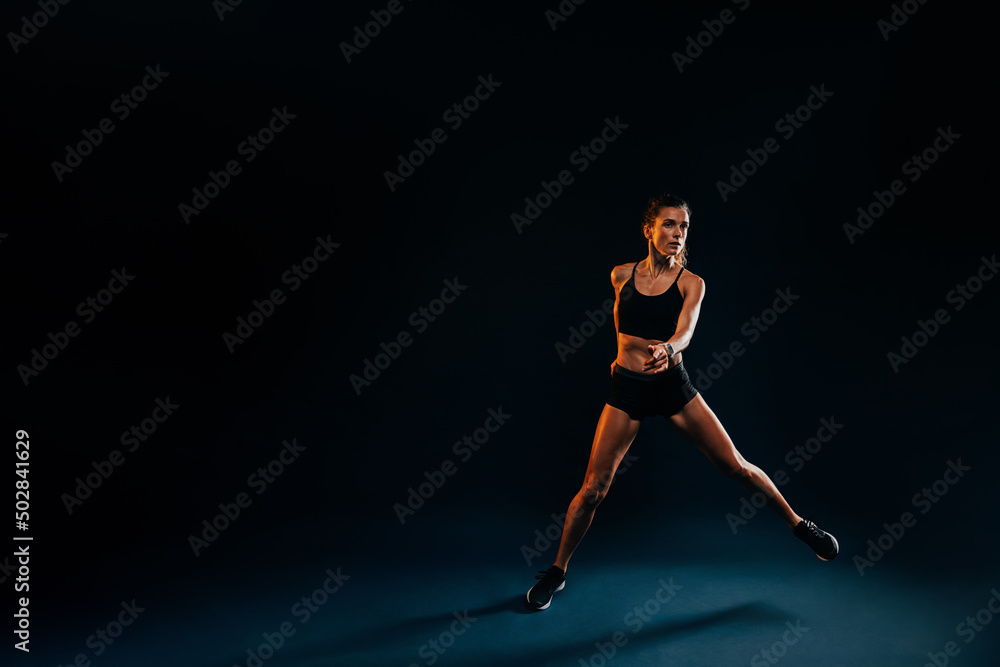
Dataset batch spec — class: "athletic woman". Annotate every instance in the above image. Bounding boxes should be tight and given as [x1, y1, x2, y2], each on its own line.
[525, 194, 838, 611]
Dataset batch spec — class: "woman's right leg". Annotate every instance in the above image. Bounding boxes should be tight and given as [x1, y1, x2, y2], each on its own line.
[553, 403, 642, 572]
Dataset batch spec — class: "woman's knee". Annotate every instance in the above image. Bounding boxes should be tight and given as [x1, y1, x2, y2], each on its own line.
[580, 477, 611, 505]
[724, 462, 753, 482]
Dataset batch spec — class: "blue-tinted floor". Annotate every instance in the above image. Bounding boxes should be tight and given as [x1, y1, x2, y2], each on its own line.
[32, 501, 999, 667]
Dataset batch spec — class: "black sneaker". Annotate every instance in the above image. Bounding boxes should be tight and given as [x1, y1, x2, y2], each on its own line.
[794, 519, 839, 561]
[526, 565, 566, 610]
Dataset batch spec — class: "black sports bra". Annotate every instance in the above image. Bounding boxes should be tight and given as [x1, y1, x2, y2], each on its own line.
[617, 261, 685, 340]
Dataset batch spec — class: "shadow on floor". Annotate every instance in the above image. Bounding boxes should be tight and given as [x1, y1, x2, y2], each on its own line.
[247, 597, 790, 667]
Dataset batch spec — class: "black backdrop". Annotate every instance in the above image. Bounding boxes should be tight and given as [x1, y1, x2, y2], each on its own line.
[3, 1, 998, 665]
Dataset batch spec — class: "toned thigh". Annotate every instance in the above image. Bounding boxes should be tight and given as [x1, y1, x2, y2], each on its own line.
[583, 403, 642, 491]
[666, 394, 745, 474]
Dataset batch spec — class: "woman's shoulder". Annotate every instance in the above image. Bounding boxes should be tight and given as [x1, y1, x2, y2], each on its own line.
[679, 265, 703, 284]
[610, 260, 641, 288]
[678, 265, 705, 298]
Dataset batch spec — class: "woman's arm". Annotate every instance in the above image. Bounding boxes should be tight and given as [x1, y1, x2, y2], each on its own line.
[647, 275, 705, 369]
[665, 275, 705, 354]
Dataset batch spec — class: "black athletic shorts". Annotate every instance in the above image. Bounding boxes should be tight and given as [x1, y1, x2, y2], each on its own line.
[607, 361, 699, 420]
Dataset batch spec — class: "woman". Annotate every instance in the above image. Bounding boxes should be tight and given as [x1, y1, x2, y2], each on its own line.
[526, 194, 838, 611]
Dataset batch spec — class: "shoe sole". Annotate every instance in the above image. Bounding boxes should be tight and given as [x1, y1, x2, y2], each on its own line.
[526, 580, 565, 610]
[815, 534, 839, 561]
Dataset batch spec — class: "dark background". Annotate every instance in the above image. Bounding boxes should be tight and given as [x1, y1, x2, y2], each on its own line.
[2, 1, 997, 665]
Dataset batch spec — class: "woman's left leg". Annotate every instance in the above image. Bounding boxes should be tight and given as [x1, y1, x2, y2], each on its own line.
[666, 394, 802, 528]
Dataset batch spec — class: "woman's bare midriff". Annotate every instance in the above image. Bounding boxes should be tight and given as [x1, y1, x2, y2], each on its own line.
[615, 332, 682, 374]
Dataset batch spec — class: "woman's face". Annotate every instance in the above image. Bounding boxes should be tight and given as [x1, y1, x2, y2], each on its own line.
[645, 206, 689, 259]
